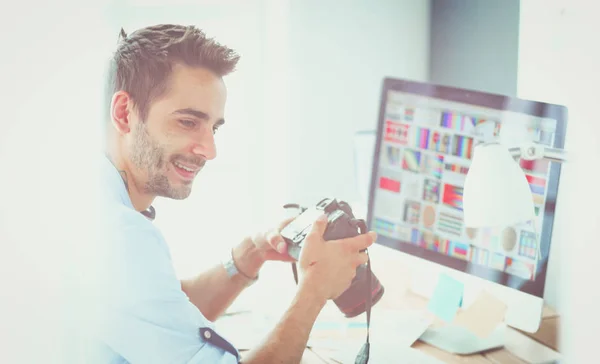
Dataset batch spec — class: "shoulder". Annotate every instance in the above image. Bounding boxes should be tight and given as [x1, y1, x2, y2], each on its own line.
[89, 203, 177, 303]
[103, 199, 158, 233]
[100, 199, 170, 253]
[102, 203, 171, 265]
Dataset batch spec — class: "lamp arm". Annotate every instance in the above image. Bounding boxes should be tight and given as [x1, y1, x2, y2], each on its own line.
[543, 147, 568, 163]
[508, 143, 567, 163]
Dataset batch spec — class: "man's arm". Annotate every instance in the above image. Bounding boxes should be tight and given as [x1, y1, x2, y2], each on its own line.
[180, 237, 263, 321]
[239, 279, 327, 364]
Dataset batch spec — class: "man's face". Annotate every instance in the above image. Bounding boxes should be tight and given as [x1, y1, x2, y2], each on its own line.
[125, 63, 226, 200]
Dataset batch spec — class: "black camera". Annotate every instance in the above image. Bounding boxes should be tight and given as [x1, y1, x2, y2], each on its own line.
[280, 198, 385, 318]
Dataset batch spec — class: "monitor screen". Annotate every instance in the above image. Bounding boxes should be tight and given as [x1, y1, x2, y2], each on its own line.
[367, 78, 567, 298]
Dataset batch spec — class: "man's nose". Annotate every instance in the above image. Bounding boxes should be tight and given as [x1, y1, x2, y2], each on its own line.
[191, 131, 217, 160]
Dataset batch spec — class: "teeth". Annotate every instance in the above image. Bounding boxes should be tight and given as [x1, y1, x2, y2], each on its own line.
[174, 162, 195, 172]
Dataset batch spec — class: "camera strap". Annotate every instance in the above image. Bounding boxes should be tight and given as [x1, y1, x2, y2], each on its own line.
[354, 220, 371, 364]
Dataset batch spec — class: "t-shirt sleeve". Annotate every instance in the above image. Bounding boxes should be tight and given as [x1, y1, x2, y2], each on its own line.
[93, 225, 239, 364]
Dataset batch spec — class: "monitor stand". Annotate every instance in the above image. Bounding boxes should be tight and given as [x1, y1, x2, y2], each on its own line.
[419, 322, 506, 355]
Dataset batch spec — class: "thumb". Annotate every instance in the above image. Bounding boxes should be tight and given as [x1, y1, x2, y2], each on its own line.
[277, 216, 296, 231]
[299, 214, 329, 268]
[309, 213, 329, 239]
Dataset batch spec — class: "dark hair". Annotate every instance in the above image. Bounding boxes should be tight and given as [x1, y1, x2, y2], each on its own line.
[106, 24, 240, 120]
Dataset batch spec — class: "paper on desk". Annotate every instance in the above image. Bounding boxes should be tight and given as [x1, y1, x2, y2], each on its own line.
[328, 342, 445, 364]
[308, 309, 432, 351]
[307, 320, 366, 351]
[327, 339, 391, 364]
[453, 290, 507, 338]
[370, 309, 433, 347]
[427, 273, 464, 322]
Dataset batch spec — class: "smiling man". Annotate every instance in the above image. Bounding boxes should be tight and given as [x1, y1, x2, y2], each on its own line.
[91, 24, 376, 364]
[107, 39, 227, 207]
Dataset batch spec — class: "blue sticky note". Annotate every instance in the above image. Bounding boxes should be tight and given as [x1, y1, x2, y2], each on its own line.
[427, 273, 464, 322]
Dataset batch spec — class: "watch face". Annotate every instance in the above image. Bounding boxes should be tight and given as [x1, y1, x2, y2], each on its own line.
[223, 259, 238, 277]
[222, 252, 258, 284]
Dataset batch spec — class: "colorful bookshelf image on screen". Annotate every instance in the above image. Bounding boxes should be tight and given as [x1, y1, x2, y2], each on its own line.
[372, 93, 556, 282]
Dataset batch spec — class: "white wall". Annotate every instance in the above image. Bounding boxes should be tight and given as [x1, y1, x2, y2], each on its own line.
[517, 0, 568, 315]
[518, 0, 600, 360]
[286, 0, 431, 208]
[0, 2, 113, 363]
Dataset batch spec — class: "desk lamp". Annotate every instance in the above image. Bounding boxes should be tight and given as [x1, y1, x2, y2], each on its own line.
[463, 123, 567, 229]
[439, 123, 568, 354]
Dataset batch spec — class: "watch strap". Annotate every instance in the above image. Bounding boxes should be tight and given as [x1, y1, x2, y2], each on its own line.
[222, 249, 258, 285]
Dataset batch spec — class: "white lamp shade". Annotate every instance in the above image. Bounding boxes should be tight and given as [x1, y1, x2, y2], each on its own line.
[463, 144, 535, 228]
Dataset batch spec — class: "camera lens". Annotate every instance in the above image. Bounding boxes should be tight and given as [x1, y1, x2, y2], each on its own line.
[333, 264, 385, 318]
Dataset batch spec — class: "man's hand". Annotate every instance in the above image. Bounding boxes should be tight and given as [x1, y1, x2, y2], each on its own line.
[250, 217, 296, 262]
[181, 217, 296, 321]
[232, 217, 295, 279]
[239, 214, 377, 364]
[298, 214, 376, 301]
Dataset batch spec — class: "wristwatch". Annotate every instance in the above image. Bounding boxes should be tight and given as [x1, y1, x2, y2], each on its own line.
[222, 249, 259, 286]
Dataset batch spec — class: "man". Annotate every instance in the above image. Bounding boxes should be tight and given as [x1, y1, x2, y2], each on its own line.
[92, 24, 376, 364]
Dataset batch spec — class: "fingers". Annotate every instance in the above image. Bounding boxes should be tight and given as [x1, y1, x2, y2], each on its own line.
[277, 216, 296, 231]
[264, 215, 311, 257]
[263, 249, 296, 262]
[265, 228, 287, 255]
[345, 231, 377, 251]
[305, 214, 329, 242]
[355, 251, 369, 266]
[252, 217, 297, 258]
[264, 215, 323, 255]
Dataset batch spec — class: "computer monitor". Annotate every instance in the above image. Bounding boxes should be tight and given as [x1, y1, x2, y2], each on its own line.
[366, 77, 566, 354]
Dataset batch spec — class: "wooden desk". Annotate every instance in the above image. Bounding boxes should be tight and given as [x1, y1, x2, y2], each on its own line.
[236, 256, 561, 363]
[301, 290, 561, 364]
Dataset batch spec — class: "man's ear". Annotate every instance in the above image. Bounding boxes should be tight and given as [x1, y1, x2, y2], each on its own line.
[110, 91, 132, 135]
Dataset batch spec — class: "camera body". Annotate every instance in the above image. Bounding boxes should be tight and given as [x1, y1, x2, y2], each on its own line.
[280, 198, 385, 318]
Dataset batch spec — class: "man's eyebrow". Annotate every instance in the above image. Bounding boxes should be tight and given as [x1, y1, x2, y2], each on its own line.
[172, 108, 225, 125]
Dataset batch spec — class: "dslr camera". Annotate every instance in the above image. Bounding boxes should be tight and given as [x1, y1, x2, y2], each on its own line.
[280, 198, 385, 318]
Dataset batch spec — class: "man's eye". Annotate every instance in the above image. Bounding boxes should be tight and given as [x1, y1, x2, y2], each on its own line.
[179, 119, 197, 128]
[212, 126, 220, 134]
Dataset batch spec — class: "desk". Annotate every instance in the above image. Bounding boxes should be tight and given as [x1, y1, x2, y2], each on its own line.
[234, 253, 561, 363]
[300, 290, 561, 364]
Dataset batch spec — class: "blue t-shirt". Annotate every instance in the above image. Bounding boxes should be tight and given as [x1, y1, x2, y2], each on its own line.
[86, 156, 239, 364]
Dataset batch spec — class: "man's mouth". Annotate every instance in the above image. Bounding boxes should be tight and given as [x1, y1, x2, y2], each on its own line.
[174, 161, 199, 172]
[172, 161, 202, 181]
